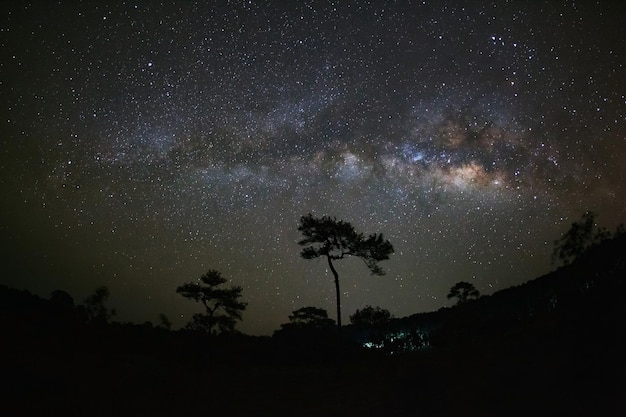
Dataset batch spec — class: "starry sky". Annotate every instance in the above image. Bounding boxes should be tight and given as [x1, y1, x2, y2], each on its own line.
[1, 1, 625, 335]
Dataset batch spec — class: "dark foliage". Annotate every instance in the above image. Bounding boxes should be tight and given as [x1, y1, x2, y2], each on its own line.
[272, 307, 342, 365]
[83, 285, 116, 324]
[298, 213, 394, 275]
[447, 281, 480, 305]
[350, 305, 392, 326]
[287, 306, 336, 328]
[551, 211, 613, 265]
[297, 213, 394, 329]
[176, 269, 247, 335]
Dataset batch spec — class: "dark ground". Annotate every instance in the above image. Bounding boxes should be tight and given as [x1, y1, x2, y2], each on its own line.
[2, 310, 624, 417]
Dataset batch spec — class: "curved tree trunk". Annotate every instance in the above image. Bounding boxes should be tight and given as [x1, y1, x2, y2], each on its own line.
[327, 255, 341, 330]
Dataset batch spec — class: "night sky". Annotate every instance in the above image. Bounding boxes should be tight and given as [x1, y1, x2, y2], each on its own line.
[1, 1, 625, 335]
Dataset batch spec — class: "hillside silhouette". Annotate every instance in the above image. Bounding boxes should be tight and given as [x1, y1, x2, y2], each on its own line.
[1, 230, 624, 416]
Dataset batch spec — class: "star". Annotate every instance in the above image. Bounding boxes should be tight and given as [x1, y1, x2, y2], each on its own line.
[0, 1, 625, 335]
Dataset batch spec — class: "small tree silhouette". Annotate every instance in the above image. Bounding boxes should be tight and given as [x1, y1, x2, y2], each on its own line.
[447, 281, 480, 305]
[176, 270, 247, 335]
[273, 307, 337, 362]
[157, 313, 172, 330]
[350, 305, 392, 326]
[552, 211, 610, 265]
[84, 286, 116, 324]
[297, 213, 394, 330]
[288, 306, 335, 328]
[350, 305, 393, 348]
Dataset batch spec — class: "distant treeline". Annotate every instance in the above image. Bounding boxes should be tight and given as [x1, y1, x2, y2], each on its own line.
[349, 229, 625, 354]
[2, 230, 624, 361]
[2, 216, 624, 417]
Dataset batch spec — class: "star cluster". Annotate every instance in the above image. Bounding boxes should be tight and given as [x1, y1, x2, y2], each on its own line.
[1, 1, 625, 334]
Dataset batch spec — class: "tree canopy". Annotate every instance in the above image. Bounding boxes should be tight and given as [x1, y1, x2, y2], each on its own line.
[298, 213, 394, 275]
[176, 270, 247, 335]
[552, 211, 611, 265]
[350, 305, 392, 327]
[447, 281, 480, 305]
[84, 286, 116, 324]
[288, 306, 336, 328]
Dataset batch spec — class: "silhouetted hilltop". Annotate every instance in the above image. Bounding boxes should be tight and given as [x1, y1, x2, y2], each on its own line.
[348, 231, 625, 353]
[0, 232, 623, 416]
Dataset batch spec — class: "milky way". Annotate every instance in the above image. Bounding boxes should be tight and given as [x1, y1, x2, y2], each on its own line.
[1, 1, 625, 334]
